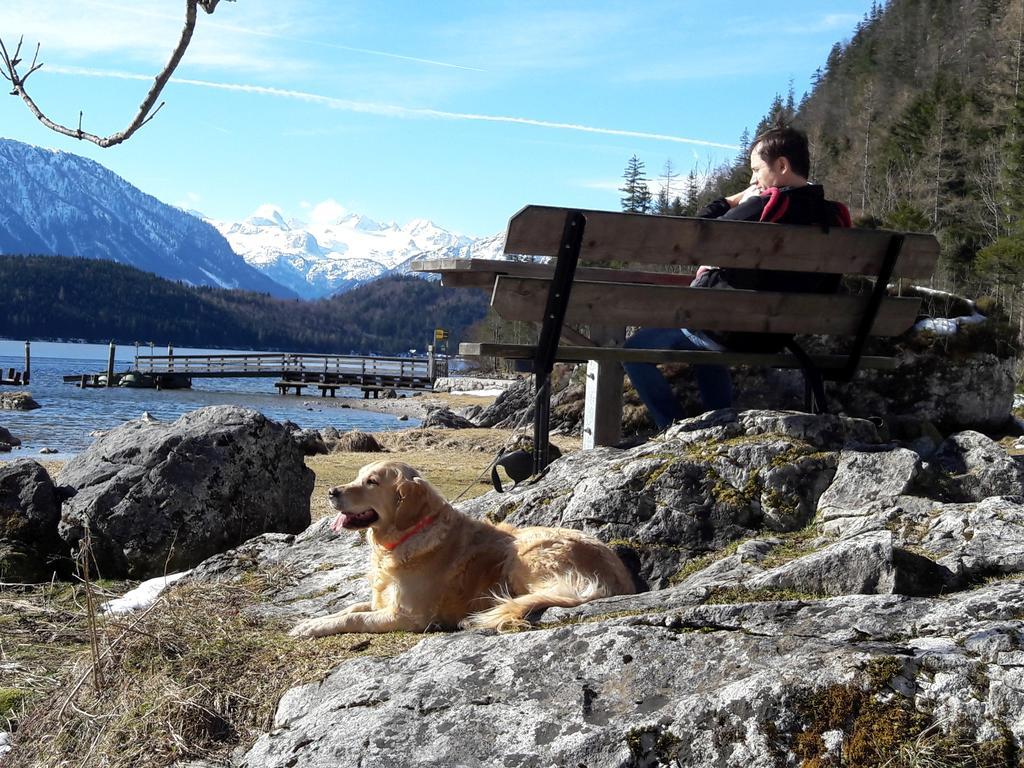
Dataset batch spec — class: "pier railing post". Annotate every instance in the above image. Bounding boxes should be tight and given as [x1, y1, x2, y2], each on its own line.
[24, 341, 30, 385]
[106, 341, 116, 387]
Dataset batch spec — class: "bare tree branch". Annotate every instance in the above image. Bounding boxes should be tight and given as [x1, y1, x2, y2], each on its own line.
[0, 0, 230, 148]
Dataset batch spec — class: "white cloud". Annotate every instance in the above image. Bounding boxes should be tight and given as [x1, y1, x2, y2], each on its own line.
[2, 0, 310, 75]
[44, 65, 741, 150]
[308, 198, 349, 225]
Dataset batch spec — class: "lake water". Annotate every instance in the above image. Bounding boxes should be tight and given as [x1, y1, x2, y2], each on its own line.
[0, 340, 420, 460]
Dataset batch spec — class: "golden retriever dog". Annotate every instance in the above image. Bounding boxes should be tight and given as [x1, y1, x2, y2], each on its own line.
[289, 460, 634, 637]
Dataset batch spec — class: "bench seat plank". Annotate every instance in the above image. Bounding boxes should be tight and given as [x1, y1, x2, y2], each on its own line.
[460, 342, 901, 371]
[491, 276, 921, 337]
[504, 205, 939, 279]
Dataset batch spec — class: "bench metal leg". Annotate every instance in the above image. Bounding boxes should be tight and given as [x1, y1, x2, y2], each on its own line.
[532, 211, 586, 476]
[839, 233, 905, 382]
[785, 340, 828, 415]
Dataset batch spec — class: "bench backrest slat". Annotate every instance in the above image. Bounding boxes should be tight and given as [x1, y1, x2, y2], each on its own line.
[504, 205, 938, 279]
[414, 257, 693, 289]
[491, 276, 921, 337]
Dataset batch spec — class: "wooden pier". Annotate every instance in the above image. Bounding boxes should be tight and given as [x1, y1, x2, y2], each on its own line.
[0, 341, 30, 386]
[63, 348, 445, 396]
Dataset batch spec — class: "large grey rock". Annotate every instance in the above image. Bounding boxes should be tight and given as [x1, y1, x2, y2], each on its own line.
[475, 365, 580, 431]
[330, 430, 383, 453]
[816, 447, 921, 518]
[0, 426, 21, 447]
[928, 430, 1024, 501]
[747, 531, 944, 597]
[0, 460, 67, 581]
[230, 581, 1024, 768]
[187, 516, 371, 623]
[57, 406, 314, 579]
[290, 428, 328, 456]
[829, 351, 1015, 433]
[420, 407, 477, 430]
[145, 408, 1024, 768]
[432, 376, 514, 393]
[888, 496, 1024, 586]
[0, 391, 39, 411]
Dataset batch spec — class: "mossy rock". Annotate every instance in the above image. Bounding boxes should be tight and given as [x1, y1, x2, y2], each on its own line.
[0, 539, 51, 583]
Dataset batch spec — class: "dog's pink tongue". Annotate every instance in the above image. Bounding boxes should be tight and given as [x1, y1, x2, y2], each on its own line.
[330, 513, 349, 532]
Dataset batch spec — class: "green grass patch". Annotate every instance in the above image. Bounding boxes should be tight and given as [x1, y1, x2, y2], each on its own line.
[705, 586, 830, 604]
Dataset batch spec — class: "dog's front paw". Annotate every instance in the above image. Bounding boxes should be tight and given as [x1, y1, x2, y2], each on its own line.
[288, 617, 336, 638]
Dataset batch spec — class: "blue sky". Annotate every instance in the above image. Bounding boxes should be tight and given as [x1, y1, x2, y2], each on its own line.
[1, 1, 875, 237]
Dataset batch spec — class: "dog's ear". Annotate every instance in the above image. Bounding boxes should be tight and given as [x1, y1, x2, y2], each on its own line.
[394, 477, 428, 530]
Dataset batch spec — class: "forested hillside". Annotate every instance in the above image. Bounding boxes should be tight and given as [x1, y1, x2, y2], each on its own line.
[800, 0, 1022, 288]
[0, 255, 487, 354]
[630, 0, 1024, 320]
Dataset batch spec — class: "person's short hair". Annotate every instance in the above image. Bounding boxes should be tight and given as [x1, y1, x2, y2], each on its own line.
[752, 126, 810, 179]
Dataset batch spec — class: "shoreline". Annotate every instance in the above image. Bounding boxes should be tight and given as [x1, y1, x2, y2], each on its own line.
[0, 386, 507, 463]
[206, 387, 502, 424]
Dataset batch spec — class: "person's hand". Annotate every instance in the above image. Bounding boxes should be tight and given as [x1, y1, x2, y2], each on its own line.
[725, 183, 759, 208]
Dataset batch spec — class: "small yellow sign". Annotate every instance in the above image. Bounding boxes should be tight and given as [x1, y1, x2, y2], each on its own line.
[434, 328, 449, 341]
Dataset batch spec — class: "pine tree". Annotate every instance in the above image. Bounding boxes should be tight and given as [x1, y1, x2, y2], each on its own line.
[620, 155, 653, 213]
[655, 159, 680, 215]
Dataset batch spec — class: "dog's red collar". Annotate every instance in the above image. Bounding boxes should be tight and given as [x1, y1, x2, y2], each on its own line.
[377, 514, 439, 552]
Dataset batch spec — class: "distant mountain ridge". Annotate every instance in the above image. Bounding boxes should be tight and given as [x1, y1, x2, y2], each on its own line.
[208, 204, 506, 298]
[0, 136, 508, 301]
[0, 137, 294, 298]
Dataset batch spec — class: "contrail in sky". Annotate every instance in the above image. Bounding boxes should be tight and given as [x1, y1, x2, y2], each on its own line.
[79, 0, 486, 72]
[47, 65, 741, 150]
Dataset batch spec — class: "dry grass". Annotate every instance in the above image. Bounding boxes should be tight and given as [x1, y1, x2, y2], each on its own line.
[2, 578, 421, 768]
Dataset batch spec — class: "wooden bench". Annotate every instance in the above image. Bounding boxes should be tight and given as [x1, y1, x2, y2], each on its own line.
[317, 383, 340, 397]
[274, 380, 306, 396]
[413, 205, 940, 471]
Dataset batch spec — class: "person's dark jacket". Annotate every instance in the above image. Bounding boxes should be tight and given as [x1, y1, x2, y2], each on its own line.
[691, 184, 851, 352]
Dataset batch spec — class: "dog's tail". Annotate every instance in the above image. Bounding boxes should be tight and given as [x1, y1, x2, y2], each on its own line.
[461, 573, 609, 632]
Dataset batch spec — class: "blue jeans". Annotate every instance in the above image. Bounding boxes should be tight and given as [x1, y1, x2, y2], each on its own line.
[622, 328, 732, 430]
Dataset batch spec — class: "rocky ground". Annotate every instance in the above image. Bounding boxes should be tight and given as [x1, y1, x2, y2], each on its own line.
[2, 378, 1024, 766]
[0, 398, 575, 768]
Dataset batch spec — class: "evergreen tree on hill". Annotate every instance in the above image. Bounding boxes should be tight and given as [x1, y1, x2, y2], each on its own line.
[620, 155, 653, 213]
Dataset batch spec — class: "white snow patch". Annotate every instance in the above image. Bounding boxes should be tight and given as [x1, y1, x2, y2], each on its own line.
[906, 284, 977, 310]
[101, 570, 192, 614]
[0, 732, 11, 757]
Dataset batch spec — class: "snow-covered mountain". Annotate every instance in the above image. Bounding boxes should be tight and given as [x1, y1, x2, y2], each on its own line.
[209, 205, 506, 299]
[0, 137, 294, 298]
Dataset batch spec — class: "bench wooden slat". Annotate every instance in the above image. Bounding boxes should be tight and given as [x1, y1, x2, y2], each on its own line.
[491, 276, 921, 337]
[459, 342, 900, 370]
[412, 258, 693, 288]
[504, 205, 939, 279]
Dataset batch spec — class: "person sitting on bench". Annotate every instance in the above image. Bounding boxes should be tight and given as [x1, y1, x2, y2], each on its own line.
[623, 125, 851, 430]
